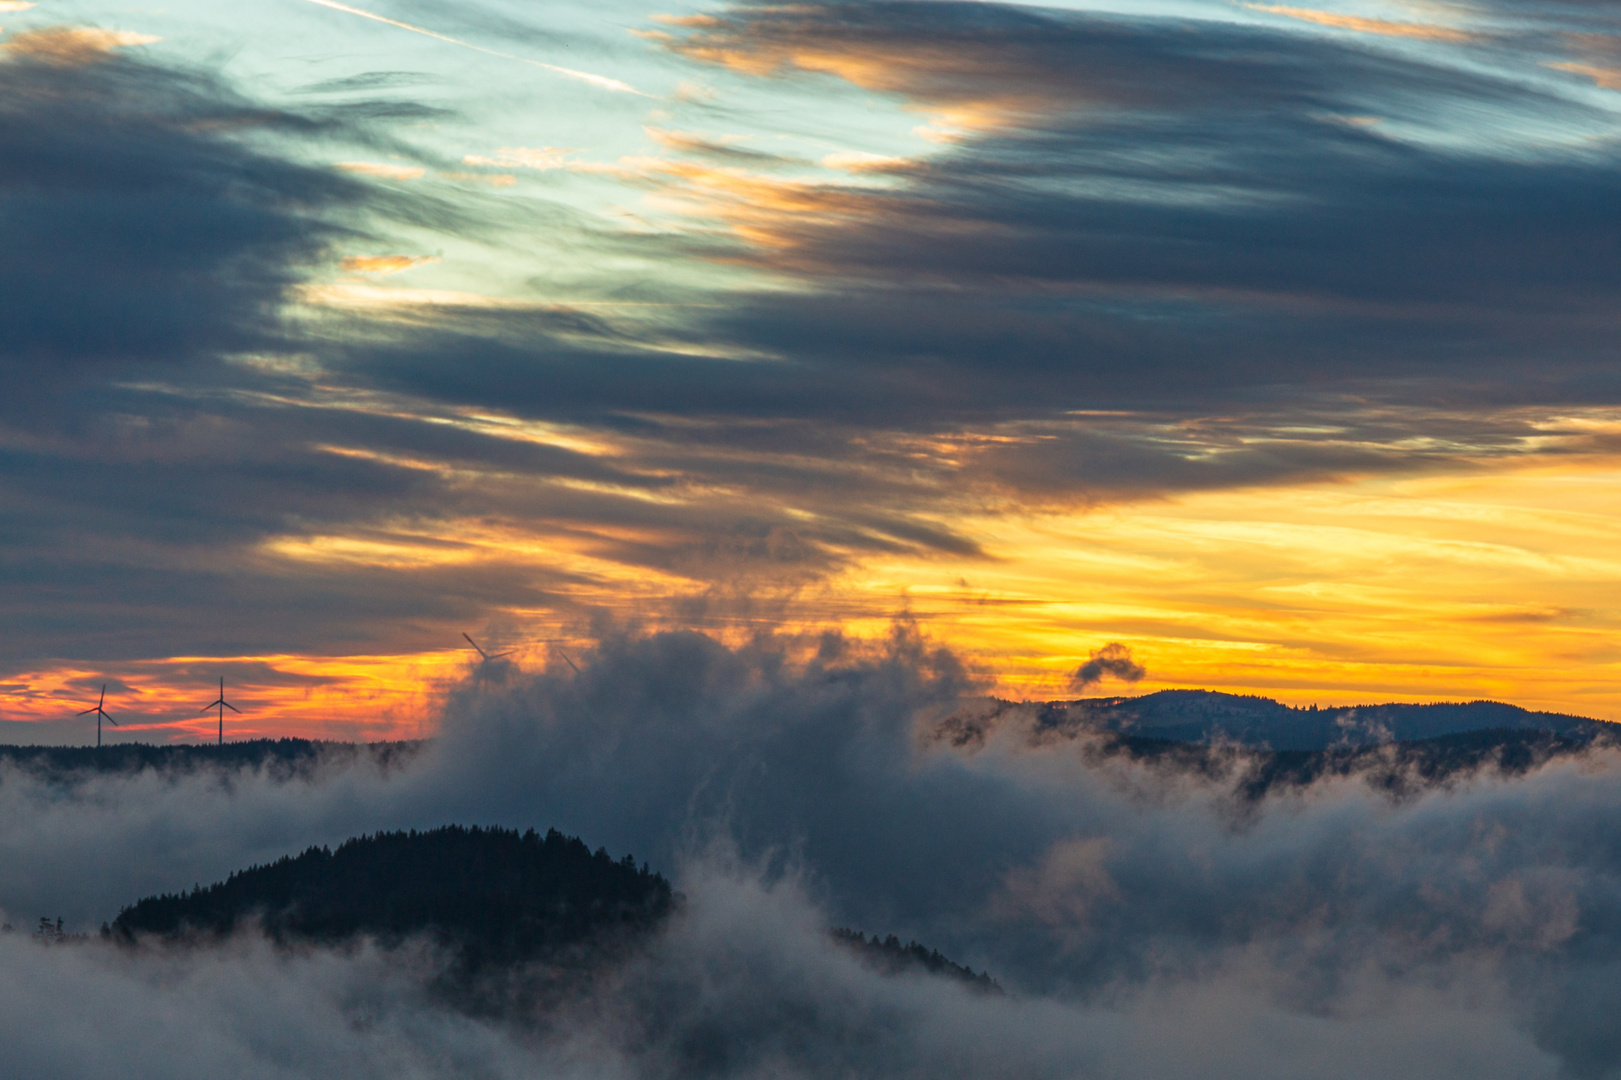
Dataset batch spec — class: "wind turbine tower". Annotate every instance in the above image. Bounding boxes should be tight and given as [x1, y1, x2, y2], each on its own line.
[201, 677, 240, 746]
[76, 685, 118, 748]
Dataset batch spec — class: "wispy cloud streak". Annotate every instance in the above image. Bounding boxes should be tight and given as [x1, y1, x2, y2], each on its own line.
[298, 0, 647, 95]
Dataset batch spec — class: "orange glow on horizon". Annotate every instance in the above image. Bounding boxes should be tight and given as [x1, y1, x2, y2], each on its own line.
[7, 454, 1621, 744]
[831, 457, 1621, 719]
[0, 653, 471, 743]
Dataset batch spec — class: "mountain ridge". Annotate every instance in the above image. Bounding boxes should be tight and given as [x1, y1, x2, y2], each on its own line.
[0, 692, 1606, 772]
[941, 689, 1609, 752]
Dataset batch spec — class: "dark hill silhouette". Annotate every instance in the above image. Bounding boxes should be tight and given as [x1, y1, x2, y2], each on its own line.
[113, 825, 673, 973]
[941, 690, 1609, 752]
[110, 826, 990, 1016]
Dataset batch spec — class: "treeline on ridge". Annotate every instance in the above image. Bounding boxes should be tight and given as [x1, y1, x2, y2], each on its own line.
[831, 928, 1002, 993]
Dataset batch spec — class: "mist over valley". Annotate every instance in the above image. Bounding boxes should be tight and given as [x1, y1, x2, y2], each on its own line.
[3, 632, 1620, 1079]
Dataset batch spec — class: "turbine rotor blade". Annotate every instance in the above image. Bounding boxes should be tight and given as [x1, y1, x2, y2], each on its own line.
[224, 702, 241, 713]
[77, 707, 98, 715]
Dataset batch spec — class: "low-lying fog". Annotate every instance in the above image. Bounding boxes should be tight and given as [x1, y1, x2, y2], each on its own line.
[3, 626, 1618, 1079]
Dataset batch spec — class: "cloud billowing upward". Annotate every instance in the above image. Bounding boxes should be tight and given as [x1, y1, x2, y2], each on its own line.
[6, 632, 1621, 1074]
[1070, 642, 1145, 691]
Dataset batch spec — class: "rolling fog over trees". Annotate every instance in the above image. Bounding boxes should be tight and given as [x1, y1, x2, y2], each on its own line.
[113, 826, 672, 961]
[1, 628, 1620, 1078]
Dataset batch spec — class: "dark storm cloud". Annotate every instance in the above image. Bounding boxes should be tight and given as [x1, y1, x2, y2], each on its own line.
[666, 0, 1516, 116]
[0, 36, 982, 668]
[9, 632, 1621, 1076]
[333, 1, 1621, 499]
[651, 3, 1621, 406]
[0, 48, 613, 668]
[0, 51, 360, 395]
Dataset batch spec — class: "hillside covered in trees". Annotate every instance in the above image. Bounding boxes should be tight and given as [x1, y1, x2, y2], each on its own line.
[113, 826, 673, 971]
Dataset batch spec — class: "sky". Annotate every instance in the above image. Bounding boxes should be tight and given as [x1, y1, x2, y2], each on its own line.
[5, 0, 1621, 740]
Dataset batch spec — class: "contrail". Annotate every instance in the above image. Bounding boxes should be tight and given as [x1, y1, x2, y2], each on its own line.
[300, 0, 647, 96]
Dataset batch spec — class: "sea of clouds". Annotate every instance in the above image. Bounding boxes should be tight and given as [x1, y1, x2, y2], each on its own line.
[2, 625, 1620, 1079]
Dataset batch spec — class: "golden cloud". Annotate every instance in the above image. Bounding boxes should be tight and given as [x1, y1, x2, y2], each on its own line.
[334, 161, 427, 181]
[2, 26, 161, 64]
[439, 171, 518, 186]
[659, 16, 1051, 139]
[1549, 61, 1621, 90]
[820, 150, 908, 172]
[339, 254, 440, 276]
[1247, 5, 1477, 43]
[603, 154, 892, 255]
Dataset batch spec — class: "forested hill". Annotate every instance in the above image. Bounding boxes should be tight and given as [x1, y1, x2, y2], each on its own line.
[112, 825, 1003, 1002]
[113, 826, 673, 969]
[943, 690, 1610, 751]
[0, 738, 423, 780]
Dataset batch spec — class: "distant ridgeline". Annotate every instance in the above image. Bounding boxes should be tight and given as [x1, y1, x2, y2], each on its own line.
[0, 738, 423, 780]
[938, 690, 1617, 798]
[946, 690, 1609, 751]
[113, 826, 673, 970]
[831, 928, 1001, 993]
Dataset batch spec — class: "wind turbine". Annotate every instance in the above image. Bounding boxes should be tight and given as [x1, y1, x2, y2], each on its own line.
[461, 632, 512, 664]
[200, 677, 240, 746]
[76, 685, 118, 748]
[526, 636, 580, 674]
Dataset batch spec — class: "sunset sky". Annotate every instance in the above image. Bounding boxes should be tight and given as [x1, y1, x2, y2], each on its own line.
[5, 0, 1621, 740]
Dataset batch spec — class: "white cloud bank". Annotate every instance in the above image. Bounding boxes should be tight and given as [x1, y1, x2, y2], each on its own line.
[0, 626, 1617, 1078]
